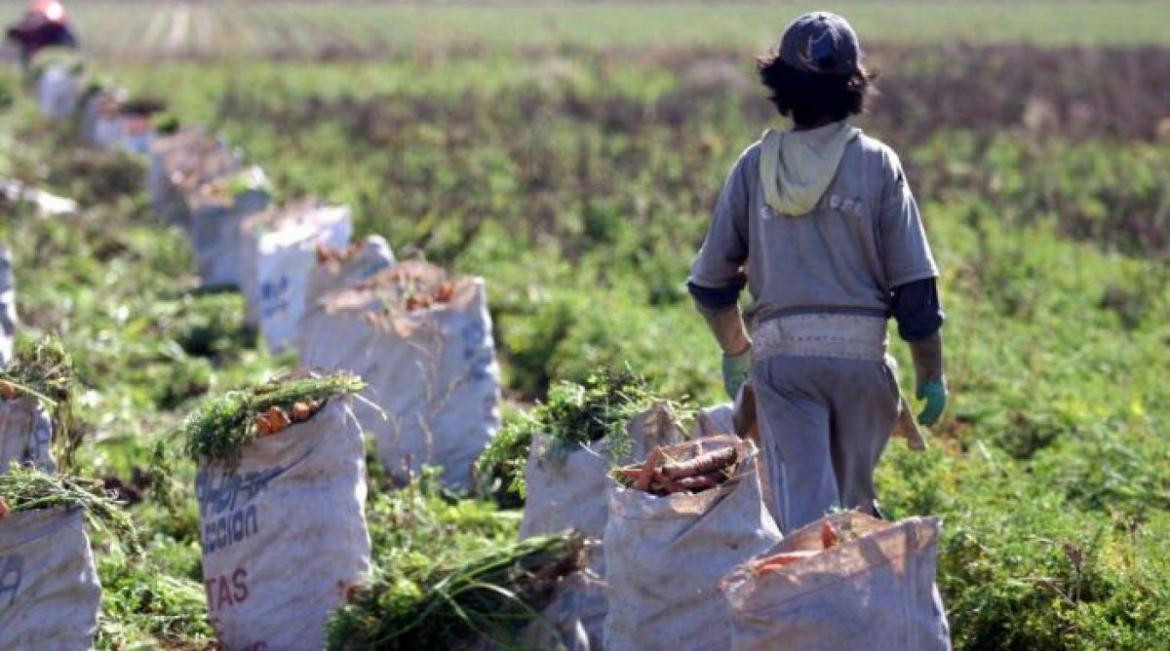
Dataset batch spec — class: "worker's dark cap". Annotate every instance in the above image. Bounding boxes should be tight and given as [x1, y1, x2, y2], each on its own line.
[778, 12, 861, 75]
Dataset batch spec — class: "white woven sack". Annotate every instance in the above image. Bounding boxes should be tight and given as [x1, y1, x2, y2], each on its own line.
[0, 397, 55, 474]
[238, 200, 352, 337]
[254, 205, 352, 353]
[80, 92, 124, 150]
[0, 247, 15, 368]
[522, 567, 607, 651]
[603, 436, 781, 651]
[299, 269, 500, 489]
[188, 167, 271, 289]
[36, 65, 78, 119]
[196, 398, 371, 650]
[518, 405, 687, 651]
[0, 507, 102, 650]
[519, 402, 687, 541]
[720, 512, 951, 651]
[146, 129, 242, 230]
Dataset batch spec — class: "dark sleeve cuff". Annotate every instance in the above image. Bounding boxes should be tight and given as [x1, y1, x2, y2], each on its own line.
[891, 277, 944, 341]
[688, 279, 744, 311]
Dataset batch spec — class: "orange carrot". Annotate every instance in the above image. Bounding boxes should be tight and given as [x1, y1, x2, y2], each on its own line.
[756, 550, 819, 572]
[821, 521, 840, 549]
[674, 473, 724, 492]
[0, 497, 9, 519]
[634, 447, 662, 492]
[662, 446, 737, 479]
[435, 281, 455, 303]
[613, 467, 643, 480]
[291, 401, 314, 423]
[257, 406, 291, 437]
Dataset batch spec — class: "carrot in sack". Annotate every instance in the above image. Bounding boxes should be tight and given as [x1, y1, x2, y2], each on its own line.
[256, 406, 292, 437]
[821, 521, 839, 549]
[755, 550, 820, 572]
[633, 447, 662, 492]
[290, 401, 317, 423]
[674, 472, 727, 492]
[662, 446, 737, 479]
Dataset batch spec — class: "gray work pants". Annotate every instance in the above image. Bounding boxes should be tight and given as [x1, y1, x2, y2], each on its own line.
[752, 354, 901, 533]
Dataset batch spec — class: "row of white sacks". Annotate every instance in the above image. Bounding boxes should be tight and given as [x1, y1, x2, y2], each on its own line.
[5, 62, 499, 648]
[32, 61, 503, 489]
[522, 403, 952, 651]
[2, 64, 99, 648]
[146, 127, 502, 489]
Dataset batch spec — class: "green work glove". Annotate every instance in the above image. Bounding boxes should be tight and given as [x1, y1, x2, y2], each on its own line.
[916, 379, 947, 427]
[722, 350, 752, 400]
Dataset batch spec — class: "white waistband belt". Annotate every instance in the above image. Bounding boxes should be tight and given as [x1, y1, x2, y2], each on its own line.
[752, 313, 888, 362]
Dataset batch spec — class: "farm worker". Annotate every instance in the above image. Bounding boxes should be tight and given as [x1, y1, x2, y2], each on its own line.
[688, 12, 947, 532]
[5, 0, 78, 73]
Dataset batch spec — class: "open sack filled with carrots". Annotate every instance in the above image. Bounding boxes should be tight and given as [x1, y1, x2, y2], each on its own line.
[303, 235, 395, 323]
[604, 434, 781, 651]
[298, 260, 500, 490]
[147, 128, 243, 231]
[187, 165, 271, 290]
[180, 372, 372, 650]
[720, 511, 951, 651]
[519, 400, 689, 651]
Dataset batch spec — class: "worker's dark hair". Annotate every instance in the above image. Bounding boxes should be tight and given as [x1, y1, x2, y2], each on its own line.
[756, 55, 873, 126]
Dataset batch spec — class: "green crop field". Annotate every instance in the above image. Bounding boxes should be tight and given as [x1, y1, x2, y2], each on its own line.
[2, 1, 1170, 648]
[41, 0, 1170, 60]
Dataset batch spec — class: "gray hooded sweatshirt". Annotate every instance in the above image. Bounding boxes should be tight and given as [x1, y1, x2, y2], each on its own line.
[689, 122, 938, 327]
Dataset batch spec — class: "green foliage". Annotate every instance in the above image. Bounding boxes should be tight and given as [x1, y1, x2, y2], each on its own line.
[474, 368, 680, 506]
[0, 467, 136, 548]
[176, 372, 364, 466]
[0, 336, 81, 469]
[96, 549, 214, 648]
[328, 470, 582, 650]
[473, 408, 539, 508]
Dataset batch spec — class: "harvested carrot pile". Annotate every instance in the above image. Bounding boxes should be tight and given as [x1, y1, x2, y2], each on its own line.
[351, 261, 458, 316]
[753, 520, 853, 573]
[254, 399, 323, 437]
[315, 241, 366, 266]
[175, 371, 364, 467]
[613, 443, 739, 496]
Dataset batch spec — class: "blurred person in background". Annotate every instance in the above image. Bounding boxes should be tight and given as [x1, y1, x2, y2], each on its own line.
[687, 12, 947, 533]
[5, 0, 78, 73]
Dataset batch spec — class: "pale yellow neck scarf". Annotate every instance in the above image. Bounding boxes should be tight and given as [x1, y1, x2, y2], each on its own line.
[759, 121, 861, 217]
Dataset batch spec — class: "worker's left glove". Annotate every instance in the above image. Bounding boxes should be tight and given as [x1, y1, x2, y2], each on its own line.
[722, 349, 752, 400]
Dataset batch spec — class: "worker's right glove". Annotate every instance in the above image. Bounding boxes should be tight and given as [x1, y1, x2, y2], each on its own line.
[916, 379, 947, 427]
[909, 332, 947, 427]
[722, 349, 752, 401]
